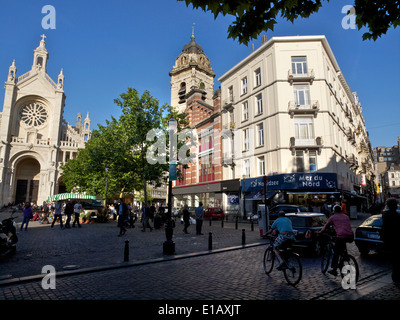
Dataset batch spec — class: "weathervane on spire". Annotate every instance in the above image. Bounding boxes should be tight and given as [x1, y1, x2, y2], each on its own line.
[191, 23, 195, 40]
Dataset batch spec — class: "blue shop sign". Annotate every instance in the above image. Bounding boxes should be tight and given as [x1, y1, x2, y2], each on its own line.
[241, 173, 338, 192]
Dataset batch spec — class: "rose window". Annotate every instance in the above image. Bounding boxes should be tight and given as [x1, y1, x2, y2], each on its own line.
[20, 103, 48, 127]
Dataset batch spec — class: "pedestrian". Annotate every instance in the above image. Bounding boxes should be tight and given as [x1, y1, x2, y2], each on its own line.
[20, 202, 33, 231]
[72, 200, 82, 228]
[141, 203, 153, 232]
[195, 202, 204, 235]
[118, 198, 129, 236]
[64, 199, 73, 228]
[320, 204, 354, 276]
[51, 201, 64, 229]
[382, 198, 400, 284]
[182, 204, 190, 234]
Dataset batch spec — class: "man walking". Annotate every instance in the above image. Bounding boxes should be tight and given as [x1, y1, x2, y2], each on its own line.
[195, 202, 204, 235]
[382, 198, 400, 284]
[141, 203, 153, 232]
[72, 200, 82, 228]
[51, 201, 64, 229]
[64, 199, 73, 228]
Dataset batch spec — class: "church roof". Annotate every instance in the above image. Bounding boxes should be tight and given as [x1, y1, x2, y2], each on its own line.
[182, 24, 204, 54]
[182, 37, 204, 54]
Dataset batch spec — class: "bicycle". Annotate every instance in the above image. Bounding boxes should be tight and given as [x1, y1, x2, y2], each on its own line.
[319, 231, 360, 284]
[263, 234, 302, 286]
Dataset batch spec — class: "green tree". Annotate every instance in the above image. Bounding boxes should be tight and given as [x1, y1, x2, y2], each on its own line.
[178, 0, 400, 44]
[61, 88, 190, 204]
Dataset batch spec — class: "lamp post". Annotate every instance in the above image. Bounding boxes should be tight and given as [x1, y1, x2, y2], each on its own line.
[105, 167, 109, 207]
[164, 117, 177, 255]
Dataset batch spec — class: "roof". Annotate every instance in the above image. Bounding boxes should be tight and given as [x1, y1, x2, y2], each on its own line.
[182, 38, 204, 54]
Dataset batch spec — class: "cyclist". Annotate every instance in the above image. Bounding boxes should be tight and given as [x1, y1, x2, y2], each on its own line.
[319, 204, 354, 276]
[266, 211, 296, 270]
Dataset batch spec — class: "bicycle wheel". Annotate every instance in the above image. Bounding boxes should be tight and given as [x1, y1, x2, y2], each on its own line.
[263, 247, 275, 275]
[283, 252, 302, 286]
[320, 244, 332, 274]
[340, 254, 360, 284]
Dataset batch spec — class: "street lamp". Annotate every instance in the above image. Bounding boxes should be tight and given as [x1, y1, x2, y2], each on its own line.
[105, 167, 109, 207]
[164, 117, 177, 255]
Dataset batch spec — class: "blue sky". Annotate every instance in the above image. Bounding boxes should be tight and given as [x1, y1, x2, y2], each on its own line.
[0, 0, 399, 148]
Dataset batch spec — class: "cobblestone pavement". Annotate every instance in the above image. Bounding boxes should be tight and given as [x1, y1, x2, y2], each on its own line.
[1, 208, 399, 302]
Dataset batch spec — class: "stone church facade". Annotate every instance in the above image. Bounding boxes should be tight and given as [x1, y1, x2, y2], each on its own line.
[0, 35, 91, 207]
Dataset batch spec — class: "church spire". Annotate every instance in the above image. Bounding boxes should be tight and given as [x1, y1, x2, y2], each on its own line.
[191, 23, 195, 40]
[32, 34, 49, 72]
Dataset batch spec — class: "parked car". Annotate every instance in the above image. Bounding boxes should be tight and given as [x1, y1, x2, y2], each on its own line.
[269, 204, 311, 221]
[204, 207, 225, 220]
[285, 212, 328, 255]
[355, 214, 385, 255]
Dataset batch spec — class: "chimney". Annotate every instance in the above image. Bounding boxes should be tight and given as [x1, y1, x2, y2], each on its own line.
[262, 35, 268, 44]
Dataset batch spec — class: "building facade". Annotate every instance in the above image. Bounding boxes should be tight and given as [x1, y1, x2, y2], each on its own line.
[218, 35, 375, 215]
[373, 138, 400, 201]
[0, 35, 91, 207]
[170, 31, 225, 209]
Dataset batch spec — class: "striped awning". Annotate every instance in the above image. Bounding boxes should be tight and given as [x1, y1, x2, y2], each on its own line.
[47, 193, 96, 202]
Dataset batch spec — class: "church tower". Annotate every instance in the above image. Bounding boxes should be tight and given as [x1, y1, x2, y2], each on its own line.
[0, 35, 91, 207]
[170, 25, 215, 113]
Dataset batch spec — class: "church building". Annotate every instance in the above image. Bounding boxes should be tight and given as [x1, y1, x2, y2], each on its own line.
[0, 35, 91, 207]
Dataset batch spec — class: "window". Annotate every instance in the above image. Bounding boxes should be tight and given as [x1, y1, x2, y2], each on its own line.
[295, 117, 314, 140]
[257, 123, 264, 146]
[256, 93, 263, 114]
[242, 101, 248, 121]
[243, 159, 250, 177]
[243, 128, 250, 151]
[296, 151, 304, 172]
[291, 57, 308, 75]
[228, 86, 233, 102]
[241, 77, 247, 95]
[293, 84, 310, 107]
[258, 156, 265, 176]
[255, 68, 261, 86]
[309, 151, 317, 173]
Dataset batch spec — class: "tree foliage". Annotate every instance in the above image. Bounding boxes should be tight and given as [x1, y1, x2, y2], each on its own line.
[61, 88, 189, 203]
[178, 0, 400, 44]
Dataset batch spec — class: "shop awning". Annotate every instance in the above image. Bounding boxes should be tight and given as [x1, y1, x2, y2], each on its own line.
[285, 191, 340, 195]
[47, 193, 96, 202]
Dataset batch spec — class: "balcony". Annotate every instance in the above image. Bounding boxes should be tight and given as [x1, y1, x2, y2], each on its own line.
[288, 100, 319, 118]
[290, 136, 323, 155]
[288, 69, 315, 85]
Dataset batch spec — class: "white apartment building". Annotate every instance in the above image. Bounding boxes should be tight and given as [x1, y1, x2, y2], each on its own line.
[219, 35, 375, 213]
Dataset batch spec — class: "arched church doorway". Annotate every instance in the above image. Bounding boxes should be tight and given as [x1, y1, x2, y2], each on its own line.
[14, 157, 41, 205]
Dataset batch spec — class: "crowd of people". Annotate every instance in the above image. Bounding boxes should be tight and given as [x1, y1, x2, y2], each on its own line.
[17, 199, 85, 231]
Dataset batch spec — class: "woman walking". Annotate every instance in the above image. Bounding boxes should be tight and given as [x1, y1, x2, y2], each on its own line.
[20, 202, 33, 231]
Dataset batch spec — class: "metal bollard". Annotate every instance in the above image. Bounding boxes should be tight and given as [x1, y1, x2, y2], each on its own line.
[235, 216, 238, 230]
[209, 218, 212, 226]
[221, 218, 224, 228]
[208, 232, 212, 250]
[251, 219, 254, 231]
[124, 240, 129, 262]
[242, 229, 246, 245]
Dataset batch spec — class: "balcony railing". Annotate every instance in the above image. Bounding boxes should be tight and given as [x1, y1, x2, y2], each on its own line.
[288, 100, 319, 118]
[289, 136, 323, 155]
[288, 69, 315, 84]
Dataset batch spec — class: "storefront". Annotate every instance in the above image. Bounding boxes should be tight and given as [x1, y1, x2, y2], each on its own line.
[172, 181, 222, 210]
[220, 179, 240, 215]
[240, 173, 340, 217]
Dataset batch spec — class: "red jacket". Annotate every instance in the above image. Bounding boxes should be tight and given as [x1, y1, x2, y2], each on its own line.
[321, 213, 353, 238]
